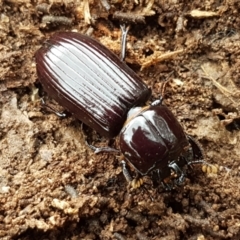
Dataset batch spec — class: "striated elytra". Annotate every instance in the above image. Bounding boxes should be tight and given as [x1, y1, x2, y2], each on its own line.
[35, 32, 204, 188]
[35, 32, 151, 139]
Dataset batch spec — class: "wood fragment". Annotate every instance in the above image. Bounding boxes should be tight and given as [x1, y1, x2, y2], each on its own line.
[188, 10, 219, 19]
[141, 49, 184, 70]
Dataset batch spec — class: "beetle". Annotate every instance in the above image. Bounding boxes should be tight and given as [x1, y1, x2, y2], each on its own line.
[35, 31, 204, 189]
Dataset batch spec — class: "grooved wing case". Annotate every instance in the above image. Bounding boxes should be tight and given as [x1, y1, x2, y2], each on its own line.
[36, 32, 151, 138]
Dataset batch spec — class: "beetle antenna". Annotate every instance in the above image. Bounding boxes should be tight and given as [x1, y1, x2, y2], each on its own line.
[160, 71, 175, 102]
[185, 135, 229, 175]
[151, 71, 174, 106]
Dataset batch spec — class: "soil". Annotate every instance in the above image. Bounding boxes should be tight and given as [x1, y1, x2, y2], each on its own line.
[1, 0, 240, 239]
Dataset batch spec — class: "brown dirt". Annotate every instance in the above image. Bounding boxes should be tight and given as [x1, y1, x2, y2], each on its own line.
[1, 0, 240, 239]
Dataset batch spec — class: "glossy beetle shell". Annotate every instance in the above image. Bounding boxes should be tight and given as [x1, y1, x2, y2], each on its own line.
[119, 105, 189, 175]
[35, 32, 151, 138]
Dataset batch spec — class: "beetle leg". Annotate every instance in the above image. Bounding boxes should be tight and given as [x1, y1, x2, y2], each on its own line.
[121, 160, 133, 182]
[41, 98, 67, 117]
[121, 161, 145, 188]
[151, 168, 175, 190]
[168, 162, 186, 186]
[86, 141, 120, 154]
[151, 99, 162, 106]
[120, 24, 130, 61]
[161, 181, 174, 191]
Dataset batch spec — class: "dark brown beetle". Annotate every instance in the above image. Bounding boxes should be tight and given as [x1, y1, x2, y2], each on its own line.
[35, 31, 204, 189]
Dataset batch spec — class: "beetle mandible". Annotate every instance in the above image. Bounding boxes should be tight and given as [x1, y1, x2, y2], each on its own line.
[35, 30, 204, 189]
